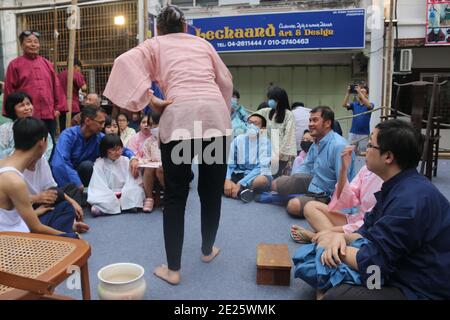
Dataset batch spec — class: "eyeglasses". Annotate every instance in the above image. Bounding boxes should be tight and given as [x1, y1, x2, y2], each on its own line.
[92, 119, 106, 125]
[367, 142, 380, 150]
[21, 31, 40, 38]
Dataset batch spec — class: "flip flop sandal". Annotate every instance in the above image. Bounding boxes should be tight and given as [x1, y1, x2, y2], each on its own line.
[290, 226, 311, 244]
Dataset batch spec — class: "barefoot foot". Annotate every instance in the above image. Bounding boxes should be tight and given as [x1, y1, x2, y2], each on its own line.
[201, 246, 220, 263]
[153, 264, 180, 285]
[73, 221, 90, 233]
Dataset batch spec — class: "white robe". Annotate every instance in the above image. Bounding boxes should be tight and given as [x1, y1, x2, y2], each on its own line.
[87, 156, 145, 214]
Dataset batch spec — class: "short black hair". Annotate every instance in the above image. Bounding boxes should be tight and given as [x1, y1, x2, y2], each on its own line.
[99, 134, 123, 158]
[150, 112, 160, 125]
[232, 89, 240, 99]
[375, 119, 424, 170]
[157, 5, 185, 35]
[310, 106, 335, 129]
[19, 30, 40, 44]
[4, 92, 33, 120]
[248, 113, 267, 128]
[291, 102, 305, 109]
[13, 117, 48, 151]
[81, 105, 105, 125]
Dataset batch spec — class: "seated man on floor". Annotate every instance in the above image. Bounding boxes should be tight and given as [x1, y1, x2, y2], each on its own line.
[272, 106, 355, 218]
[224, 114, 272, 203]
[51, 105, 137, 195]
[313, 119, 450, 300]
[0, 118, 78, 238]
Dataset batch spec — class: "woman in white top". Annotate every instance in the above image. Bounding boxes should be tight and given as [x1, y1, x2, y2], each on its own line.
[117, 112, 136, 146]
[0, 92, 53, 161]
[256, 86, 297, 177]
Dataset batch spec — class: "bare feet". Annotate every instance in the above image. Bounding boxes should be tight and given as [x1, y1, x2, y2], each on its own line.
[201, 246, 220, 263]
[153, 264, 180, 285]
[73, 221, 90, 233]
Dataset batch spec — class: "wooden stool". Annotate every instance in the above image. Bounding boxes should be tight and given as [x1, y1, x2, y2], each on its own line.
[256, 243, 291, 286]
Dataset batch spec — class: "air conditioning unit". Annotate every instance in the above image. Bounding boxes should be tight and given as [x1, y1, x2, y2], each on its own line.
[399, 49, 413, 72]
[218, 0, 260, 5]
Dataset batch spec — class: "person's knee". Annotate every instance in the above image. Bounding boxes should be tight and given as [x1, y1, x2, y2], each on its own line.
[303, 201, 319, 220]
[286, 199, 302, 217]
[251, 176, 269, 189]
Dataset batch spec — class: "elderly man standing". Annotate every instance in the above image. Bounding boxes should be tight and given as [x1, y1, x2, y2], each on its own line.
[2, 30, 65, 138]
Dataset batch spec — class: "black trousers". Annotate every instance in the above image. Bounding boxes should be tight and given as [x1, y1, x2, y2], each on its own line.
[42, 119, 57, 140]
[323, 284, 406, 300]
[160, 136, 229, 271]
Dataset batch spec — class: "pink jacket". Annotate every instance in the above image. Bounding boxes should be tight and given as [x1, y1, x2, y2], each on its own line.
[103, 33, 233, 144]
[328, 165, 383, 234]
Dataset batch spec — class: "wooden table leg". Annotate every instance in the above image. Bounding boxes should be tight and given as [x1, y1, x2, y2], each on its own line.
[80, 263, 91, 300]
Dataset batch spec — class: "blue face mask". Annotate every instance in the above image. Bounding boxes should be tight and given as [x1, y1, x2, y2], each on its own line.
[247, 123, 260, 136]
[267, 99, 277, 109]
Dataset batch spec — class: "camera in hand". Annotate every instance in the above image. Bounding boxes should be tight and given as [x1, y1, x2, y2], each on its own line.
[349, 84, 358, 94]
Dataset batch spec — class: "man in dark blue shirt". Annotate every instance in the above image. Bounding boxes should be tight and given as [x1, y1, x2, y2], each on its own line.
[316, 119, 450, 300]
[342, 84, 373, 154]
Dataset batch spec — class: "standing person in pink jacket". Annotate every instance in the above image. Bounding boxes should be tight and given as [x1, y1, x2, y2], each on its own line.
[103, 5, 233, 285]
[290, 146, 383, 243]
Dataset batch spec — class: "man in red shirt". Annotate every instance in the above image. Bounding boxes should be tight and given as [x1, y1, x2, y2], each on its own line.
[2, 30, 65, 138]
[58, 58, 87, 131]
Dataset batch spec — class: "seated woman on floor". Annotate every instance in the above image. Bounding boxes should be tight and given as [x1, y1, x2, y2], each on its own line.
[126, 114, 158, 212]
[103, 115, 119, 135]
[87, 134, 145, 216]
[290, 145, 383, 243]
[0, 91, 53, 161]
[291, 130, 314, 173]
[140, 113, 164, 198]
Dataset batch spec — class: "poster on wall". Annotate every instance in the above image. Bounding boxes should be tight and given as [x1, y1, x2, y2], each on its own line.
[186, 9, 365, 53]
[426, 0, 450, 45]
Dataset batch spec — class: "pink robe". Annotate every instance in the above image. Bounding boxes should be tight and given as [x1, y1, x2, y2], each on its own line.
[2, 55, 65, 120]
[103, 33, 233, 144]
[328, 165, 383, 234]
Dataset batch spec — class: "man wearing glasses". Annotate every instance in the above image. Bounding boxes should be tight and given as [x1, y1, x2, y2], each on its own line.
[314, 119, 450, 300]
[51, 105, 136, 198]
[2, 30, 65, 138]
